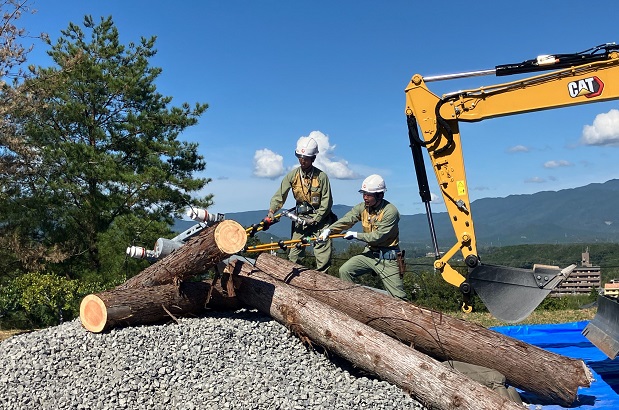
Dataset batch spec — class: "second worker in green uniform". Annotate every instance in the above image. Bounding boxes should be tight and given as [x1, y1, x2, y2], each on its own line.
[267, 137, 335, 272]
[318, 174, 407, 300]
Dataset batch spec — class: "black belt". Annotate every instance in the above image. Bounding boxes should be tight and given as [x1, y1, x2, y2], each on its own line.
[371, 249, 399, 260]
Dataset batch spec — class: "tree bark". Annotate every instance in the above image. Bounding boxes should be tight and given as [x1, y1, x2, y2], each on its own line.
[224, 262, 523, 410]
[242, 253, 591, 406]
[118, 220, 247, 289]
[80, 280, 241, 333]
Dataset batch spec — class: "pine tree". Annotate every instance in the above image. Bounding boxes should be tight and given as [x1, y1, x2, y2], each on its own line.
[2, 15, 211, 281]
[0, 0, 49, 280]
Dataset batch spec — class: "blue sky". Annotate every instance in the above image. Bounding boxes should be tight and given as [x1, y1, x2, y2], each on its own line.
[20, 1, 619, 216]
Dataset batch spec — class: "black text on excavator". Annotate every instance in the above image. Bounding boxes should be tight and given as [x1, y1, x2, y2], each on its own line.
[404, 43, 619, 356]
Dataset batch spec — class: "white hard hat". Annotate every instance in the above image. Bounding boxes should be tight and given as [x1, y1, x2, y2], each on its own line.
[359, 174, 386, 193]
[295, 137, 319, 158]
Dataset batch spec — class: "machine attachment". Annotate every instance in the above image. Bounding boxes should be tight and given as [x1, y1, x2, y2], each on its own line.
[405, 44, 619, 325]
[281, 208, 313, 226]
[126, 245, 156, 261]
[468, 263, 576, 323]
[126, 207, 225, 262]
[582, 295, 619, 360]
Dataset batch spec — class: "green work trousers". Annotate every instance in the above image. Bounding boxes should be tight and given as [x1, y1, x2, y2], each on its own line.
[339, 249, 407, 300]
[288, 224, 332, 272]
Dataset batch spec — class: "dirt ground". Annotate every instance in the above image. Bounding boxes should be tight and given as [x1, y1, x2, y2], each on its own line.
[0, 329, 31, 342]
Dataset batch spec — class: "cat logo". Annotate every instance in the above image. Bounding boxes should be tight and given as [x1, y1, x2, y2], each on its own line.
[567, 76, 604, 98]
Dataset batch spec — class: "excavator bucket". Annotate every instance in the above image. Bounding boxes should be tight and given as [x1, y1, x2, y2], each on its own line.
[468, 263, 576, 323]
[582, 295, 619, 360]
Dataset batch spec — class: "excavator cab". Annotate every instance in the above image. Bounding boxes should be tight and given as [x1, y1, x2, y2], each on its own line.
[404, 43, 619, 325]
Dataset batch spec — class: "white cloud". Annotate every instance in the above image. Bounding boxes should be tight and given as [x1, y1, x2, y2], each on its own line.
[430, 192, 443, 203]
[543, 160, 572, 168]
[320, 160, 359, 179]
[525, 176, 546, 183]
[307, 130, 359, 179]
[252, 130, 359, 180]
[580, 109, 619, 146]
[507, 145, 530, 153]
[253, 149, 284, 179]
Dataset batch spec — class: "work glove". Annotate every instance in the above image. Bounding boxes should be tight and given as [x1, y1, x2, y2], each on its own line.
[262, 211, 275, 230]
[317, 228, 331, 242]
[343, 231, 358, 240]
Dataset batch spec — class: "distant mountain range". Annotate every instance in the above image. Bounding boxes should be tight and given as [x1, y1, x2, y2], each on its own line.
[174, 179, 619, 251]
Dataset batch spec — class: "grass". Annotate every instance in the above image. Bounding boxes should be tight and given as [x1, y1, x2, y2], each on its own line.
[453, 307, 597, 328]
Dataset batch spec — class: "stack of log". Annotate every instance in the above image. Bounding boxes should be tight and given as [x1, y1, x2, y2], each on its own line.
[79, 220, 592, 410]
[80, 220, 247, 332]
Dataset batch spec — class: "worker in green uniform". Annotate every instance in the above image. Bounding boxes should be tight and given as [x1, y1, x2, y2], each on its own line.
[318, 174, 407, 300]
[267, 137, 334, 272]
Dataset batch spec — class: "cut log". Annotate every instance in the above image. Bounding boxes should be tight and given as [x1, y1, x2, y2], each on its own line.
[118, 220, 247, 289]
[80, 280, 241, 333]
[224, 263, 524, 410]
[242, 253, 592, 406]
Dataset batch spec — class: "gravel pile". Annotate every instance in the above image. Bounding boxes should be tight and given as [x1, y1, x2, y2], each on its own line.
[0, 309, 426, 410]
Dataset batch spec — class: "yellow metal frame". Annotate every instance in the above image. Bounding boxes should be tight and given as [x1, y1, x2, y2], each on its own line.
[244, 234, 345, 253]
[404, 51, 619, 289]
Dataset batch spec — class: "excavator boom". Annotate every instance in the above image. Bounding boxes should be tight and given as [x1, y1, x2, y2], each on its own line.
[404, 43, 619, 328]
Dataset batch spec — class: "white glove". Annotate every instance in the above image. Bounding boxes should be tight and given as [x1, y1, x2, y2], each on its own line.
[317, 228, 331, 242]
[343, 231, 358, 240]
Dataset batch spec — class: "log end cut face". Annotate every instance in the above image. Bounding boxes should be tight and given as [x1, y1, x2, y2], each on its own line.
[80, 294, 108, 333]
[215, 220, 247, 255]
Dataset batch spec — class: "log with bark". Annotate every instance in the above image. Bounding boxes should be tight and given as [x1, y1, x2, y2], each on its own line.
[223, 262, 524, 410]
[80, 219, 246, 333]
[118, 219, 247, 289]
[232, 253, 592, 406]
[80, 280, 241, 333]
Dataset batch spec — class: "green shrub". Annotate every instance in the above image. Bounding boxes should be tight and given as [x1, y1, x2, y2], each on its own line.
[0, 272, 104, 329]
[539, 293, 597, 311]
[408, 270, 470, 312]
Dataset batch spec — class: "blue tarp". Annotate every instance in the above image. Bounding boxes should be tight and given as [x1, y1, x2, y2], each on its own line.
[492, 321, 619, 409]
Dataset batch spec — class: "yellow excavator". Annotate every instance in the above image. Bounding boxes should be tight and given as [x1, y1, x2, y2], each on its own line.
[404, 43, 619, 357]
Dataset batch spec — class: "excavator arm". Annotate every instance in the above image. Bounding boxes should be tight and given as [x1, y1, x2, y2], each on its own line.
[404, 43, 619, 323]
